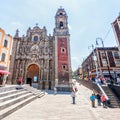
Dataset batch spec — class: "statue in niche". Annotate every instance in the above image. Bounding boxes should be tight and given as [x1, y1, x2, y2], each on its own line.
[30, 45, 39, 52]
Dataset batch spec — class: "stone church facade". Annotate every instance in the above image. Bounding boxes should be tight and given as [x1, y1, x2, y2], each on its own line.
[9, 7, 72, 90]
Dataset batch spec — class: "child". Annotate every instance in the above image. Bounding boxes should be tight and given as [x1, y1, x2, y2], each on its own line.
[90, 94, 96, 107]
[101, 94, 107, 108]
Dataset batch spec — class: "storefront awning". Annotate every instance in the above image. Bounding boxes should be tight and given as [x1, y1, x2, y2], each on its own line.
[0, 70, 10, 75]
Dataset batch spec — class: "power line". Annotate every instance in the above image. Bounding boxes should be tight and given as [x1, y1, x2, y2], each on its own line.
[103, 26, 112, 41]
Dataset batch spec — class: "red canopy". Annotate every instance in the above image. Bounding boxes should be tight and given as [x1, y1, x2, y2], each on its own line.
[0, 70, 10, 75]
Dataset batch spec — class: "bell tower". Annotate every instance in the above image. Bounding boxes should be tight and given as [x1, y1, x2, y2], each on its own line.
[54, 7, 72, 90]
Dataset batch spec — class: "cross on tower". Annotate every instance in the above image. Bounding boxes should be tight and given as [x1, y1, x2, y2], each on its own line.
[36, 23, 38, 26]
[60, 6, 62, 9]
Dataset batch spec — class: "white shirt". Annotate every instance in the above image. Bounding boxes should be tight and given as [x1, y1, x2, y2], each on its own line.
[71, 91, 76, 97]
[117, 77, 120, 83]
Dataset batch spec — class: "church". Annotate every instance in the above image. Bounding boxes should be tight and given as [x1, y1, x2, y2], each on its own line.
[9, 7, 72, 90]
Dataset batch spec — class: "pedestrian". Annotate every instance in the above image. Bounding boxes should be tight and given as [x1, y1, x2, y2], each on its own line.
[96, 93, 101, 106]
[71, 89, 76, 104]
[72, 84, 78, 93]
[117, 75, 120, 85]
[95, 77, 102, 85]
[54, 87, 57, 95]
[101, 94, 107, 108]
[90, 93, 96, 107]
[18, 77, 22, 85]
[16, 77, 23, 89]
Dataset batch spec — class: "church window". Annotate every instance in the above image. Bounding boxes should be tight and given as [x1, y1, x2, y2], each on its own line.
[61, 47, 66, 54]
[59, 22, 63, 28]
[62, 64, 67, 70]
[60, 13, 63, 15]
[1, 53, 6, 62]
[33, 36, 38, 42]
[4, 40, 8, 47]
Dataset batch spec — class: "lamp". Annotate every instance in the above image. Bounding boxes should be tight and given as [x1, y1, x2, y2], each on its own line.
[96, 37, 113, 83]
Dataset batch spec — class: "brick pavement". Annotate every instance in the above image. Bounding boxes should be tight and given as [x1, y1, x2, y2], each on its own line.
[2, 82, 120, 120]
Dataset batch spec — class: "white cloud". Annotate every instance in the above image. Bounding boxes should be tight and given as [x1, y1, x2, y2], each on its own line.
[11, 22, 23, 27]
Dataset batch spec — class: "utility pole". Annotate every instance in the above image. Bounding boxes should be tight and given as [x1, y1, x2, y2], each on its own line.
[88, 44, 98, 77]
[96, 37, 113, 83]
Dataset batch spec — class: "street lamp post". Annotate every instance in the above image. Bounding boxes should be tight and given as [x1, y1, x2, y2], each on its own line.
[96, 37, 113, 83]
[88, 44, 98, 77]
[87, 65, 90, 79]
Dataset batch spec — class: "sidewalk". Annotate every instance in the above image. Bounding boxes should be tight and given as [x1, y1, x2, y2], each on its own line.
[2, 83, 120, 120]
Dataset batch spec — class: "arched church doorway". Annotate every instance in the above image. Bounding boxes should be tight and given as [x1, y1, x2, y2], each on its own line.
[27, 64, 40, 88]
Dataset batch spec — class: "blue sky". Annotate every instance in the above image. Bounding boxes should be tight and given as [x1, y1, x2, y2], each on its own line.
[0, 0, 120, 71]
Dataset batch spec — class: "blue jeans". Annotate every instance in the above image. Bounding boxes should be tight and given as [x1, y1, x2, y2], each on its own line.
[97, 99, 101, 106]
[118, 82, 120, 85]
[72, 97, 75, 104]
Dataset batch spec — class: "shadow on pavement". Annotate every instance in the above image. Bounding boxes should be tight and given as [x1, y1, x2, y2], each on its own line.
[43, 90, 70, 95]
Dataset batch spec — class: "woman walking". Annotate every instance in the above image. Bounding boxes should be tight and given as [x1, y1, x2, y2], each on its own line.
[71, 89, 76, 104]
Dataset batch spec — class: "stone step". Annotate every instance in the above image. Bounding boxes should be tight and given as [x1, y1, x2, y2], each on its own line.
[107, 94, 115, 96]
[0, 90, 29, 103]
[101, 86, 120, 108]
[0, 85, 17, 92]
[0, 85, 45, 119]
[0, 95, 37, 120]
[0, 93, 33, 111]
[111, 105, 120, 108]
[0, 89, 24, 97]
[22, 85, 45, 98]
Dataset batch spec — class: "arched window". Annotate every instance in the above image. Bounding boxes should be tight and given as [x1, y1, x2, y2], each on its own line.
[60, 13, 63, 15]
[61, 47, 66, 54]
[1, 53, 6, 62]
[4, 40, 8, 47]
[59, 22, 63, 28]
[62, 64, 67, 70]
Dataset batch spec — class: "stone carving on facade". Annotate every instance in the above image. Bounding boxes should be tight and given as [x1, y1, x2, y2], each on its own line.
[9, 7, 71, 90]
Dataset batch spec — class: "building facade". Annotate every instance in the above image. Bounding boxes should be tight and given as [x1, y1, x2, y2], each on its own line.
[112, 15, 120, 50]
[9, 7, 72, 89]
[0, 28, 13, 85]
[82, 47, 120, 80]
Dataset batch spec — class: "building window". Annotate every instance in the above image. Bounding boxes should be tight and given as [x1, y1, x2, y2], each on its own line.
[33, 36, 38, 42]
[60, 12, 63, 15]
[115, 60, 120, 65]
[101, 52, 106, 59]
[4, 40, 8, 47]
[59, 21, 63, 28]
[62, 65, 67, 70]
[114, 52, 119, 59]
[1, 53, 6, 62]
[61, 48, 66, 54]
[102, 59, 107, 66]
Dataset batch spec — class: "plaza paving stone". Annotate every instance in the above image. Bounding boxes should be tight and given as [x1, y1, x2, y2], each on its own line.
[2, 82, 120, 120]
